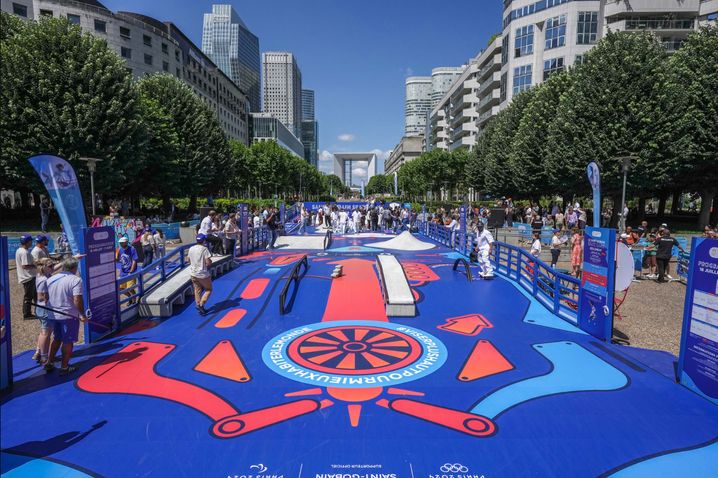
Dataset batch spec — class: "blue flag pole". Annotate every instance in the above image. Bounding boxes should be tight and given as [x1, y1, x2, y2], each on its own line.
[587, 162, 601, 227]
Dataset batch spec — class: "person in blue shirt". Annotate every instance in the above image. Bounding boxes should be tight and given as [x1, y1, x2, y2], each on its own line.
[116, 236, 138, 303]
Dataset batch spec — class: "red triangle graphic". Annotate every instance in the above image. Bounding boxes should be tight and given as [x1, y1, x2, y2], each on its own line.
[194, 340, 251, 383]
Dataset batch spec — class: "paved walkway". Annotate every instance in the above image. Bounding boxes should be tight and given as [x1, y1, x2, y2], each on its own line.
[1, 230, 716, 477]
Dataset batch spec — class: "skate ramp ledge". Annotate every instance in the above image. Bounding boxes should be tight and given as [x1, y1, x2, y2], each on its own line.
[376, 254, 416, 317]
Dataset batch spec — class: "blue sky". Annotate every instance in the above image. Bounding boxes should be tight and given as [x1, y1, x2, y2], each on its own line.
[102, 0, 503, 173]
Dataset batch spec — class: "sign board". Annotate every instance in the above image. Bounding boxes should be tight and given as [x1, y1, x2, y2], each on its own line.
[578, 227, 616, 341]
[0, 237, 12, 390]
[238, 203, 249, 255]
[458, 205, 467, 253]
[678, 238, 718, 405]
[82, 227, 119, 343]
[302, 202, 369, 213]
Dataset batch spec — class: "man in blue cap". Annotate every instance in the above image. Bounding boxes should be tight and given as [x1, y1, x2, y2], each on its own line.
[15, 235, 37, 320]
[31, 234, 51, 263]
[188, 234, 213, 315]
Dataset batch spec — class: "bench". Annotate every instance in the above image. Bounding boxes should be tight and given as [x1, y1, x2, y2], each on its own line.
[376, 254, 416, 317]
[138, 255, 233, 317]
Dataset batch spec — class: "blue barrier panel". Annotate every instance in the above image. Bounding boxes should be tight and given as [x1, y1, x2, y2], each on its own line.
[7, 236, 56, 258]
[579, 227, 616, 341]
[0, 237, 12, 391]
[81, 227, 120, 343]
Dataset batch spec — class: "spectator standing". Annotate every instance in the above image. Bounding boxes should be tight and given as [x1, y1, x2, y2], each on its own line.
[530, 232, 542, 258]
[644, 233, 658, 278]
[16, 235, 37, 320]
[44, 257, 87, 375]
[571, 227, 583, 277]
[33, 257, 55, 364]
[198, 210, 222, 254]
[189, 234, 213, 315]
[141, 229, 155, 267]
[566, 207, 578, 230]
[223, 213, 240, 257]
[550, 229, 562, 268]
[31, 235, 51, 263]
[116, 237, 138, 302]
[637, 220, 649, 239]
[153, 229, 165, 258]
[40, 196, 51, 232]
[267, 207, 280, 249]
[654, 229, 684, 283]
[577, 206, 587, 229]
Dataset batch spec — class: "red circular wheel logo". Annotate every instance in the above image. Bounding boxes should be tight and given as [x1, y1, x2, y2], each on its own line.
[287, 326, 423, 375]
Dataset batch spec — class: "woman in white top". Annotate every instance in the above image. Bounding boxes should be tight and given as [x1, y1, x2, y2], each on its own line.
[33, 257, 55, 364]
[550, 229, 562, 268]
[223, 213, 240, 257]
[153, 230, 165, 258]
[141, 230, 155, 267]
[530, 232, 542, 258]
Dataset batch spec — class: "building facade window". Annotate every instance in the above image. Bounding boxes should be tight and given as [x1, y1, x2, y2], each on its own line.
[119, 26, 131, 38]
[161, 43, 168, 54]
[94, 19, 106, 33]
[163, 61, 169, 72]
[500, 72, 508, 103]
[121, 47, 131, 59]
[143, 35, 152, 47]
[515, 25, 534, 58]
[144, 54, 153, 66]
[513, 65, 532, 95]
[575, 54, 585, 66]
[501, 33, 510, 65]
[39, 9, 53, 17]
[543, 57, 565, 80]
[12, 3, 27, 17]
[67, 14, 81, 24]
[175, 50, 181, 61]
[577, 12, 598, 45]
[545, 15, 567, 50]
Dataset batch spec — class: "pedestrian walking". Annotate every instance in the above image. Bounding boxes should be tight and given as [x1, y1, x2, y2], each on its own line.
[223, 213, 240, 257]
[550, 229, 561, 268]
[189, 234, 213, 315]
[16, 235, 37, 320]
[116, 236, 138, 302]
[475, 222, 495, 278]
[266, 207, 279, 249]
[40, 196, 51, 232]
[44, 257, 88, 375]
[654, 229, 684, 283]
[33, 257, 55, 364]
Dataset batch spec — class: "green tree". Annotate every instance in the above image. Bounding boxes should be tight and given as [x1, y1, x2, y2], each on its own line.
[135, 74, 231, 211]
[544, 32, 667, 206]
[0, 14, 143, 197]
[658, 26, 718, 228]
[366, 174, 389, 195]
[323, 174, 345, 196]
[508, 72, 574, 201]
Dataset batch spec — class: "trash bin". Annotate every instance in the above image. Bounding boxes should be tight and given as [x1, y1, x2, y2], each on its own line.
[180, 225, 197, 245]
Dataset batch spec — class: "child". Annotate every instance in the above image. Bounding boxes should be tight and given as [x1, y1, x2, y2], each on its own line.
[530, 232, 542, 258]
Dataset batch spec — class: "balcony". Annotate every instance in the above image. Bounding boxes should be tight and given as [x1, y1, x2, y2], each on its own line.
[478, 89, 500, 112]
[625, 17, 696, 31]
[478, 107, 498, 125]
[604, 0, 700, 18]
[478, 72, 501, 96]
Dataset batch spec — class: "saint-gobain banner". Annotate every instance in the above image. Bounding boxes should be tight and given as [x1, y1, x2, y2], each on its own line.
[579, 227, 616, 341]
[678, 238, 718, 405]
[302, 202, 369, 213]
[81, 227, 119, 343]
[28, 154, 87, 254]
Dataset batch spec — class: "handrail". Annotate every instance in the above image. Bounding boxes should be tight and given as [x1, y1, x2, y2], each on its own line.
[452, 258, 473, 282]
[279, 255, 309, 315]
[323, 230, 333, 250]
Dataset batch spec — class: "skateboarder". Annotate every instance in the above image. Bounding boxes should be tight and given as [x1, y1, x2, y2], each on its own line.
[475, 222, 495, 279]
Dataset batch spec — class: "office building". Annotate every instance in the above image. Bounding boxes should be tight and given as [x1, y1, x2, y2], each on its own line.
[1, 0, 33, 18]
[431, 66, 466, 108]
[301, 121, 318, 167]
[263, 52, 302, 138]
[250, 113, 304, 158]
[601, 0, 718, 52]
[428, 37, 502, 152]
[16, 0, 249, 144]
[301, 89, 315, 121]
[404, 77, 432, 137]
[333, 153, 378, 188]
[201, 4, 260, 112]
[385, 136, 423, 175]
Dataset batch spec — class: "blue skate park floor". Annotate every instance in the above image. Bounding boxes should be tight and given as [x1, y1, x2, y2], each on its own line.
[1, 229, 717, 477]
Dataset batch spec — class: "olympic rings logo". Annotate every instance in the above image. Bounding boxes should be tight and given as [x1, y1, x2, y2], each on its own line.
[440, 464, 469, 473]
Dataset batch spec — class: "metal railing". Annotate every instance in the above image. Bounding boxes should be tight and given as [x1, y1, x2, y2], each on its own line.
[453, 258, 473, 282]
[323, 230, 333, 250]
[279, 255, 309, 315]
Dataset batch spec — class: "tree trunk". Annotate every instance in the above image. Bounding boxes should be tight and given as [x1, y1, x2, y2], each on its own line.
[670, 190, 681, 216]
[189, 196, 197, 214]
[610, 194, 622, 228]
[698, 189, 715, 229]
[657, 191, 668, 219]
[637, 196, 646, 222]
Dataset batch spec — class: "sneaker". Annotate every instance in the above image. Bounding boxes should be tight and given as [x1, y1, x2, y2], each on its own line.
[58, 365, 78, 376]
[32, 351, 41, 362]
[196, 305, 208, 316]
[44, 361, 55, 372]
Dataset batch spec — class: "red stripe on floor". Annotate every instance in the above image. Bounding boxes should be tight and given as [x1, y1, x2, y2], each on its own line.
[240, 278, 270, 299]
[214, 309, 247, 328]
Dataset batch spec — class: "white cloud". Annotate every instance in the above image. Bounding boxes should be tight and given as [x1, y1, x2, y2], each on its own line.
[337, 134, 355, 142]
[404, 67, 414, 77]
[370, 148, 392, 161]
[354, 160, 368, 168]
[318, 150, 334, 174]
[352, 168, 367, 178]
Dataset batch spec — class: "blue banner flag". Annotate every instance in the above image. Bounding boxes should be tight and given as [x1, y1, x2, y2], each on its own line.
[393, 172, 398, 196]
[587, 162, 601, 227]
[360, 180, 365, 198]
[28, 154, 87, 254]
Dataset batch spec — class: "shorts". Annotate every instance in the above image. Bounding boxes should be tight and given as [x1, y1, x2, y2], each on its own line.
[37, 313, 52, 331]
[53, 319, 80, 344]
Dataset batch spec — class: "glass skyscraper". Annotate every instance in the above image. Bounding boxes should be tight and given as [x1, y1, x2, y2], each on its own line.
[202, 4, 260, 112]
[301, 89, 315, 121]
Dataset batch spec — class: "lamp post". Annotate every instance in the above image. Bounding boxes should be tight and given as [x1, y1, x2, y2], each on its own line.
[79, 157, 103, 216]
[617, 155, 633, 233]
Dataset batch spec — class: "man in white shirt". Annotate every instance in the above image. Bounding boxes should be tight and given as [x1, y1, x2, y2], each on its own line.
[16, 235, 37, 320]
[338, 210, 348, 234]
[475, 222, 495, 278]
[198, 210, 222, 254]
[31, 235, 51, 263]
[45, 257, 87, 375]
[188, 234, 213, 315]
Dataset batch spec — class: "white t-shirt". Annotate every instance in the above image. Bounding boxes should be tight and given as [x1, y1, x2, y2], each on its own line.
[46, 272, 83, 321]
[188, 244, 212, 279]
[141, 233, 155, 247]
[551, 235, 561, 249]
[198, 216, 213, 235]
[15, 247, 36, 283]
[531, 239, 542, 257]
[477, 230, 494, 248]
[31, 245, 50, 263]
[253, 215, 261, 228]
[153, 233, 165, 250]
